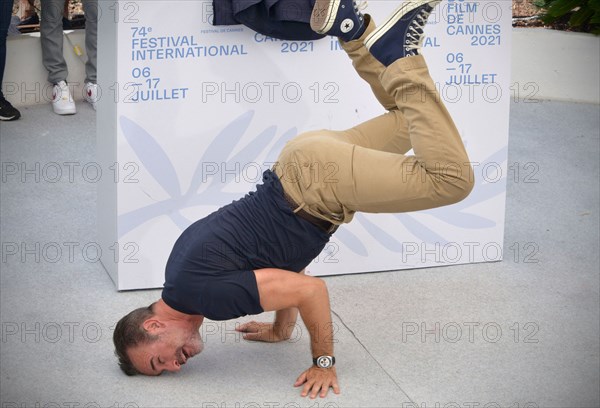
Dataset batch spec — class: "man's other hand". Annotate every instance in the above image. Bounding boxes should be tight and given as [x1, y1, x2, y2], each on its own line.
[294, 366, 340, 398]
[236, 321, 291, 342]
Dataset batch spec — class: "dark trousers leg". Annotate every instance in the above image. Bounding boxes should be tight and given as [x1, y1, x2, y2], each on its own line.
[0, 0, 13, 98]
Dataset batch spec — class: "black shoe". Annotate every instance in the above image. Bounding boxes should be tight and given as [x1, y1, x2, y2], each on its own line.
[63, 15, 86, 30]
[365, 0, 440, 66]
[70, 14, 86, 29]
[18, 12, 39, 26]
[0, 97, 22, 121]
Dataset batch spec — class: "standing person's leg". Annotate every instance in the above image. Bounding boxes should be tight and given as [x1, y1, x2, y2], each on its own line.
[0, 0, 12, 91]
[41, 0, 67, 84]
[82, 0, 98, 109]
[0, 0, 12, 88]
[41, 0, 76, 114]
[82, 0, 96, 84]
[0, 0, 21, 121]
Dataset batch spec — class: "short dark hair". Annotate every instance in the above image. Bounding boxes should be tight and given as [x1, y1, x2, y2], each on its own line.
[113, 303, 159, 375]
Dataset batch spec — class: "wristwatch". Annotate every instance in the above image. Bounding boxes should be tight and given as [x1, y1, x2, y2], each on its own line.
[313, 355, 335, 369]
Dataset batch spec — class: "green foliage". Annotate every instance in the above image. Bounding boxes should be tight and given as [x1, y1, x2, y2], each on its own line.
[535, 0, 600, 33]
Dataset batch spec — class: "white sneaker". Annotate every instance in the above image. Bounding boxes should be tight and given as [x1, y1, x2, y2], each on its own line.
[84, 82, 98, 110]
[52, 81, 76, 115]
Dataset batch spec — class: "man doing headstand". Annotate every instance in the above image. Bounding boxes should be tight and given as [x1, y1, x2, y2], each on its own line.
[113, 0, 474, 399]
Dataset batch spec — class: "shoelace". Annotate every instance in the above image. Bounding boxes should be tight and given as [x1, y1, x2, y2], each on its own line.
[405, 7, 432, 54]
[352, 0, 368, 19]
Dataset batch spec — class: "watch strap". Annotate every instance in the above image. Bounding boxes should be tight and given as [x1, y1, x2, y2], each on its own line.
[313, 355, 336, 368]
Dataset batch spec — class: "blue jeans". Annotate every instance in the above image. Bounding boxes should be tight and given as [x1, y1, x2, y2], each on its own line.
[0, 0, 13, 99]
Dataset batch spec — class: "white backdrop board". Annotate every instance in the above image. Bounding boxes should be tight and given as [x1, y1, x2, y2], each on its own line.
[97, 0, 513, 290]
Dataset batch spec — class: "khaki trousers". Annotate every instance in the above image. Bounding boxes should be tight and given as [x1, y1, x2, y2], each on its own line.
[273, 18, 474, 226]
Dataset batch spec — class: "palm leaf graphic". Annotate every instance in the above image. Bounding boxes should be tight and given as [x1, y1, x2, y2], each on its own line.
[427, 209, 497, 229]
[206, 125, 278, 192]
[119, 199, 176, 237]
[265, 127, 296, 163]
[333, 227, 369, 256]
[394, 213, 450, 245]
[356, 213, 405, 252]
[119, 111, 509, 265]
[186, 111, 255, 196]
[168, 210, 195, 231]
[118, 112, 296, 238]
[118, 191, 241, 237]
[119, 116, 182, 198]
[228, 125, 277, 174]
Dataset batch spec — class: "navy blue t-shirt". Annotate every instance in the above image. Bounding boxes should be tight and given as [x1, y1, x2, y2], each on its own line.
[162, 170, 331, 321]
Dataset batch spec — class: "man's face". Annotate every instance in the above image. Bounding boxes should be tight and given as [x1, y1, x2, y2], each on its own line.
[128, 320, 204, 376]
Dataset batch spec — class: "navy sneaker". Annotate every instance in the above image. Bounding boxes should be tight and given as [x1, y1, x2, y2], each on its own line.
[365, 0, 440, 66]
[311, 0, 367, 42]
[0, 96, 21, 121]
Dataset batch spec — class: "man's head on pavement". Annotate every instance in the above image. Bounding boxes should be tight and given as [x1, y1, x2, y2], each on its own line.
[113, 301, 204, 376]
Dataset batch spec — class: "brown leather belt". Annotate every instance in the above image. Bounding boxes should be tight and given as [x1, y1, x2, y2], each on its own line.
[283, 191, 337, 234]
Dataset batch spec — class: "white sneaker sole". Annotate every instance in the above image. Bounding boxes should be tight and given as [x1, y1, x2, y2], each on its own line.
[53, 104, 77, 115]
[85, 99, 97, 110]
[311, 0, 341, 33]
[364, 0, 438, 50]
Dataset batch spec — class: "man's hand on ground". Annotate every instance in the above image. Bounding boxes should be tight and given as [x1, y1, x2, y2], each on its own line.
[236, 321, 290, 342]
[294, 366, 340, 398]
[252, 269, 338, 397]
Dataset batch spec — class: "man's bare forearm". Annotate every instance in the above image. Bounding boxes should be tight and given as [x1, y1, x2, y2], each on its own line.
[253, 268, 339, 397]
[297, 279, 334, 358]
[273, 269, 304, 338]
[274, 307, 299, 339]
[253, 268, 334, 356]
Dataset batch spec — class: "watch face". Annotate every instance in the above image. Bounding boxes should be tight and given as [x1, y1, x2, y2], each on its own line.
[317, 356, 332, 368]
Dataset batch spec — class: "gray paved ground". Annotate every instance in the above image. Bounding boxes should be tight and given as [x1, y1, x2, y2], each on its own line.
[0, 99, 599, 408]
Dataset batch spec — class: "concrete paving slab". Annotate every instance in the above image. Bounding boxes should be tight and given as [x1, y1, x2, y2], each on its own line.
[1, 104, 409, 408]
[324, 99, 600, 407]
[1, 99, 599, 408]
